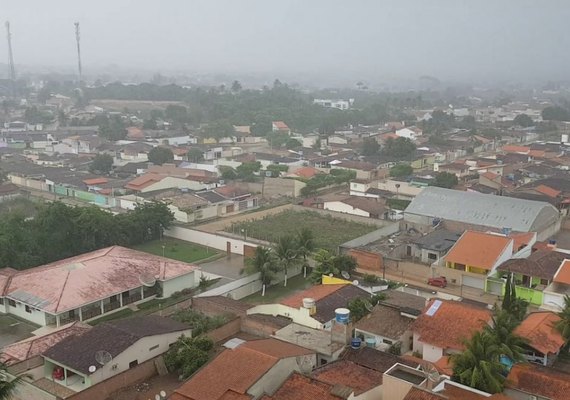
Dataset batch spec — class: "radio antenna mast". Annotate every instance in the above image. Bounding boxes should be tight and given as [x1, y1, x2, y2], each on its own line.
[5, 21, 16, 82]
[74, 22, 82, 85]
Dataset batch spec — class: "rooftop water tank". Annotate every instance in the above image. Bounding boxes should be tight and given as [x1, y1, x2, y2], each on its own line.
[351, 337, 362, 349]
[335, 308, 350, 324]
[365, 338, 376, 348]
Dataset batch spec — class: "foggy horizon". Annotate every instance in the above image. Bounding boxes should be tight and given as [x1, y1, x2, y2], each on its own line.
[2, 0, 570, 85]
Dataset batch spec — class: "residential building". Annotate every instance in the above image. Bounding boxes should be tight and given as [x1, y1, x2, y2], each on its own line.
[171, 338, 315, 400]
[396, 127, 423, 141]
[407, 229, 461, 264]
[487, 249, 566, 306]
[514, 312, 565, 366]
[442, 231, 515, 289]
[543, 258, 570, 310]
[272, 121, 290, 134]
[404, 186, 561, 240]
[411, 299, 492, 362]
[311, 359, 384, 398]
[0, 246, 199, 327]
[313, 98, 353, 110]
[247, 284, 369, 330]
[260, 372, 346, 400]
[330, 160, 379, 180]
[434, 162, 471, 178]
[505, 363, 570, 400]
[43, 316, 191, 393]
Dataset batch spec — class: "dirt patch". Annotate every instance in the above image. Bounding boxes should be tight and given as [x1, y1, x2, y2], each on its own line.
[106, 373, 181, 400]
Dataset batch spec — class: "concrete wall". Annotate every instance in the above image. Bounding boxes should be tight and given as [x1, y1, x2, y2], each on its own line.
[291, 205, 388, 227]
[192, 297, 248, 318]
[349, 249, 383, 272]
[9, 377, 57, 400]
[142, 176, 211, 193]
[382, 372, 415, 400]
[263, 177, 305, 198]
[248, 356, 317, 398]
[377, 180, 423, 198]
[165, 225, 259, 255]
[205, 317, 242, 343]
[247, 303, 322, 329]
[324, 201, 371, 218]
[162, 272, 196, 298]
[340, 222, 400, 250]
[5, 300, 47, 325]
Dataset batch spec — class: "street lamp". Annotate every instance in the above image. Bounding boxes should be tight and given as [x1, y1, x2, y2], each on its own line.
[161, 244, 166, 258]
[241, 228, 247, 241]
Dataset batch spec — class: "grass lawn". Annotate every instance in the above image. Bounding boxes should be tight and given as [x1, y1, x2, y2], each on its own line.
[0, 197, 42, 218]
[242, 274, 313, 305]
[131, 238, 220, 263]
[88, 308, 135, 325]
[225, 210, 377, 250]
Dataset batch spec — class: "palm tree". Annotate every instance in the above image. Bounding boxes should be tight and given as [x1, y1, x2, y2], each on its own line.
[554, 295, 570, 343]
[296, 228, 315, 278]
[310, 249, 335, 284]
[0, 361, 25, 400]
[274, 235, 300, 287]
[243, 246, 278, 297]
[486, 310, 527, 363]
[451, 331, 507, 394]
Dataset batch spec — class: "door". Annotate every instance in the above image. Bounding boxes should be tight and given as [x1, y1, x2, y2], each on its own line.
[463, 275, 485, 290]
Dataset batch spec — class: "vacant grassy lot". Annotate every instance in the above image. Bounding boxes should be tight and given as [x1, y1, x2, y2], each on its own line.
[131, 238, 220, 263]
[225, 210, 377, 250]
[0, 197, 41, 218]
[242, 274, 313, 305]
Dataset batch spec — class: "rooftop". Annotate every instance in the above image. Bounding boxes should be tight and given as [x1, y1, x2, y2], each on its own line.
[497, 250, 567, 280]
[172, 338, 312, 400]
[0, 246, 199, 313]
[354, 304, 414, 339]
[379, 290, 427, 315]
[445, 231, 512, 270]
[404, 187, 559, 233]
[412, 300, 491, 350]
[507, 363, 570, 400]
[413, 229, 462, 252]
[514, 312, 565, 354]
[342, 346, 419, 373]
[274, 323, 345, 356]
[312, 360, 383, 395]
[43, 316, 189, 375]
[260, 372, 342, 400]
[553, 259, 570, 285]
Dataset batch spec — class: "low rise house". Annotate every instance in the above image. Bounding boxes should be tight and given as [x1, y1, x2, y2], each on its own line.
[411, 299, 492, 362]
[331, 160, 379, 180]
[407, 229, 461, 264]
[43, 316, 191, 393]
[260, 372, 345, 400]
[171, 338, 315, 400]
[311, 359, 384, 398]
[505, 363, 570, 400]
[487, 249, 566, 306]
[435, 162, 471, 178]
[514, 311, 565, 366]
[272, 121, 291, 134]
[543, 258, 570, 310]
[0, 246, 199, 327]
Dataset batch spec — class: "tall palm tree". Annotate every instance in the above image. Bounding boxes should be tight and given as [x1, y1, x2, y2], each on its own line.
[451, 331, 507, 394]
[274, 235, 300, 287]
[485, 310, 527, 363]
[0, 361, 24, 400]
[296, 228, 315, 278]
[310, 249, 334, 284]
[243, 246, 278, 297]
[554, 295, 570, 343]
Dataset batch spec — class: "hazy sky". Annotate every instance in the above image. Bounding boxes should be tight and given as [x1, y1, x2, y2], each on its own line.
[1, 0, 570, 83]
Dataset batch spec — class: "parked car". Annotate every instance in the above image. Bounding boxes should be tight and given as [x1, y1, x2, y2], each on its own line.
[427, 276, 447, 288]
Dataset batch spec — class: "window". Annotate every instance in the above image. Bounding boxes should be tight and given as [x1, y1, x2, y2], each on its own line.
[427, 253, 437, 261]
[383, 339, 393, 345]
[8, 299, 16, 307]
[129, 360, 138, 368]
[0, 298, 3, 305]
[454, 263, 466, 271]
[25, 305, 32, 313]
[540, 278, 549, 286]
[149, 345, 159, 352]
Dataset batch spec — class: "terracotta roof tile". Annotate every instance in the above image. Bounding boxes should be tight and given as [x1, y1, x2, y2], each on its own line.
[290, 166, 321, 179]
[280, 284, 346, 308]
[439, 383, 489, 400]
[433, 356, 453, 376]
[514, 312, 565, 354]
[411, 300, 491, 350]
[535, 184, 561, 198]
[445, 231, 512, 270]
[342, 346, 419, 373]
[83, 177, 108, 185]
[481, 171, 500, 181]
[498, 250, 567, 281]
[173, 339, 312, 400]
[554, 259, 570, 285]
[312, 360, 383, 395]
[507, 363, 570, 400]
[403, 387, 445, 400]
[354, 304, 413, 340]
[261, 372, 341, 400]
[272, 121, 289, 130]
[509, 232, 535, 252]
[502, 145, 530, 154]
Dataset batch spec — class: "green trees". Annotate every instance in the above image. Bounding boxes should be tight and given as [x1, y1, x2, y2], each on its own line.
[361, 137, 380, 156]
[451, 331, 507, 394]
[236, 161, 262, 181]
[187, 148, 204, 163]
[309, 249, 357, 284]
[164, 335, 213, 380]
[554, 295, 570, 343]
[300, 169, 356, 197]
[0, 201, 174, 270]
[243, 246, 280, 297]
[381, 137, 416, 159]
[433, 172, 458, 189]
[165, 104, 189, 127]
[148, 146, 174, 165]
[513, 114, 534, 127]
[0, 361, 25, 400]
[542, 106, 570, 122]
[286, 138, 302, 150]
[274, 235, 301, 287]
[485, 310, 526, 363]
[98, 115, 127, 141]
[296, 228, 315, 278]
[502, 272, 528, 322]
[200, 121, 236, 142]
[390, 164, 413, 177]
[89, 154, 114, 174]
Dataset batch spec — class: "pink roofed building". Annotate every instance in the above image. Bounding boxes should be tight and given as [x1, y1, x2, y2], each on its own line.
[0, 246, 200, 327]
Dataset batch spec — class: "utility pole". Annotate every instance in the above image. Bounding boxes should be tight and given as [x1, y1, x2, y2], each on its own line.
[5, 21, 16, 95]
[74, 22, 82, 85]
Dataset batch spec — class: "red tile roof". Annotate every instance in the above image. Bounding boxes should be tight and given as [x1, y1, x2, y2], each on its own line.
[433, 356, 453, 376]
[403, 387, 445, 400]
[507, 363, 570, 400]
[312, 360, 383, 395]
[502, 145, 530, 154]
[445, 231, 512, 270]
[412, 300, 491, 350]
[83, 177, 109, 185]
[291, 166, 321, 179]
[509, 232, 535, 252]
[173, 339, 313, 400]
[280, 284, 346, 308]
[514, 312, 565, 354]
[554, 259, 570, 285]
[125, 173, 163, 191]
[535, 184, 561, 198]
[481, 171, 499, 181]
[272, 121, 289, 130]
[260, 372, 341, 400]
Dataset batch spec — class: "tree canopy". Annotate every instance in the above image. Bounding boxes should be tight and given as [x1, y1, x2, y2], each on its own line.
[148, 146, 174, 165]
[432, 171, 458, 188]
[513, 113, 534, 127]
[542, 106, 570, 121]
[89, 154, 113, 174]
[361, 137, 380, 156]
[390, 164, 413, 177]
[98, 115, 127, 141]
[381, 137, 416, 159]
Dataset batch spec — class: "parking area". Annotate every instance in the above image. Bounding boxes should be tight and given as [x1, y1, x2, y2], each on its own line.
[199, 254, 245, 280]
[0, 314, 38, 347]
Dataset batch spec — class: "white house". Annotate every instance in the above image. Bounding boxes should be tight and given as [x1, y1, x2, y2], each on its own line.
[42, 316, 192, 392]
[313, 99, 354, 111]
[395, 127, 423, 141]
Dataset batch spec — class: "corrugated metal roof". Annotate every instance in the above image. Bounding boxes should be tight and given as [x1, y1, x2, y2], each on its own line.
[404, 187, 558, 232]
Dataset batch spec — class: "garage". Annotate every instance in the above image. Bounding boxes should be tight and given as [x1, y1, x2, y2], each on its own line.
[462, 275, 485, 290]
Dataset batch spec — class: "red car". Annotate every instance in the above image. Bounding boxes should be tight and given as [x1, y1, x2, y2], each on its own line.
[428, 276, 447, 288]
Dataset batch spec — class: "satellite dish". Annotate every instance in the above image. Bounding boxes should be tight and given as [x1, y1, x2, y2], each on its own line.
[341, 271, 350, 280]
[328, 273, 334, 277]
[364, 300, 374, 312]
[421, 362, 441, 382]
[139, 272, 157, 287]
[155, 395, 161, 400]
[160, 391, 167, 398]
[88, 365, 97, 373]
[352, 280, 359, 286]
[95, 350, 113, 366]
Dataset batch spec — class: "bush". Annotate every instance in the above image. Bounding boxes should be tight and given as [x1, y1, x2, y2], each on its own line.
[164, 335, 214, 380]
[388, 342, 402, 355]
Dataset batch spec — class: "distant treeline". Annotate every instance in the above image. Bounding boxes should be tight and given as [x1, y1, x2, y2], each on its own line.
[0, 201, 174, 270]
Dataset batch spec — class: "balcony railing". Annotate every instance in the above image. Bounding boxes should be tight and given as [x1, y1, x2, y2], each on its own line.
[122, 293, 142, 306]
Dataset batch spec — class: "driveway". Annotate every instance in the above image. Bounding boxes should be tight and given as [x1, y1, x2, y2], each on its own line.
[0, 315, 37, 347]
[199, 254, 246, 280]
